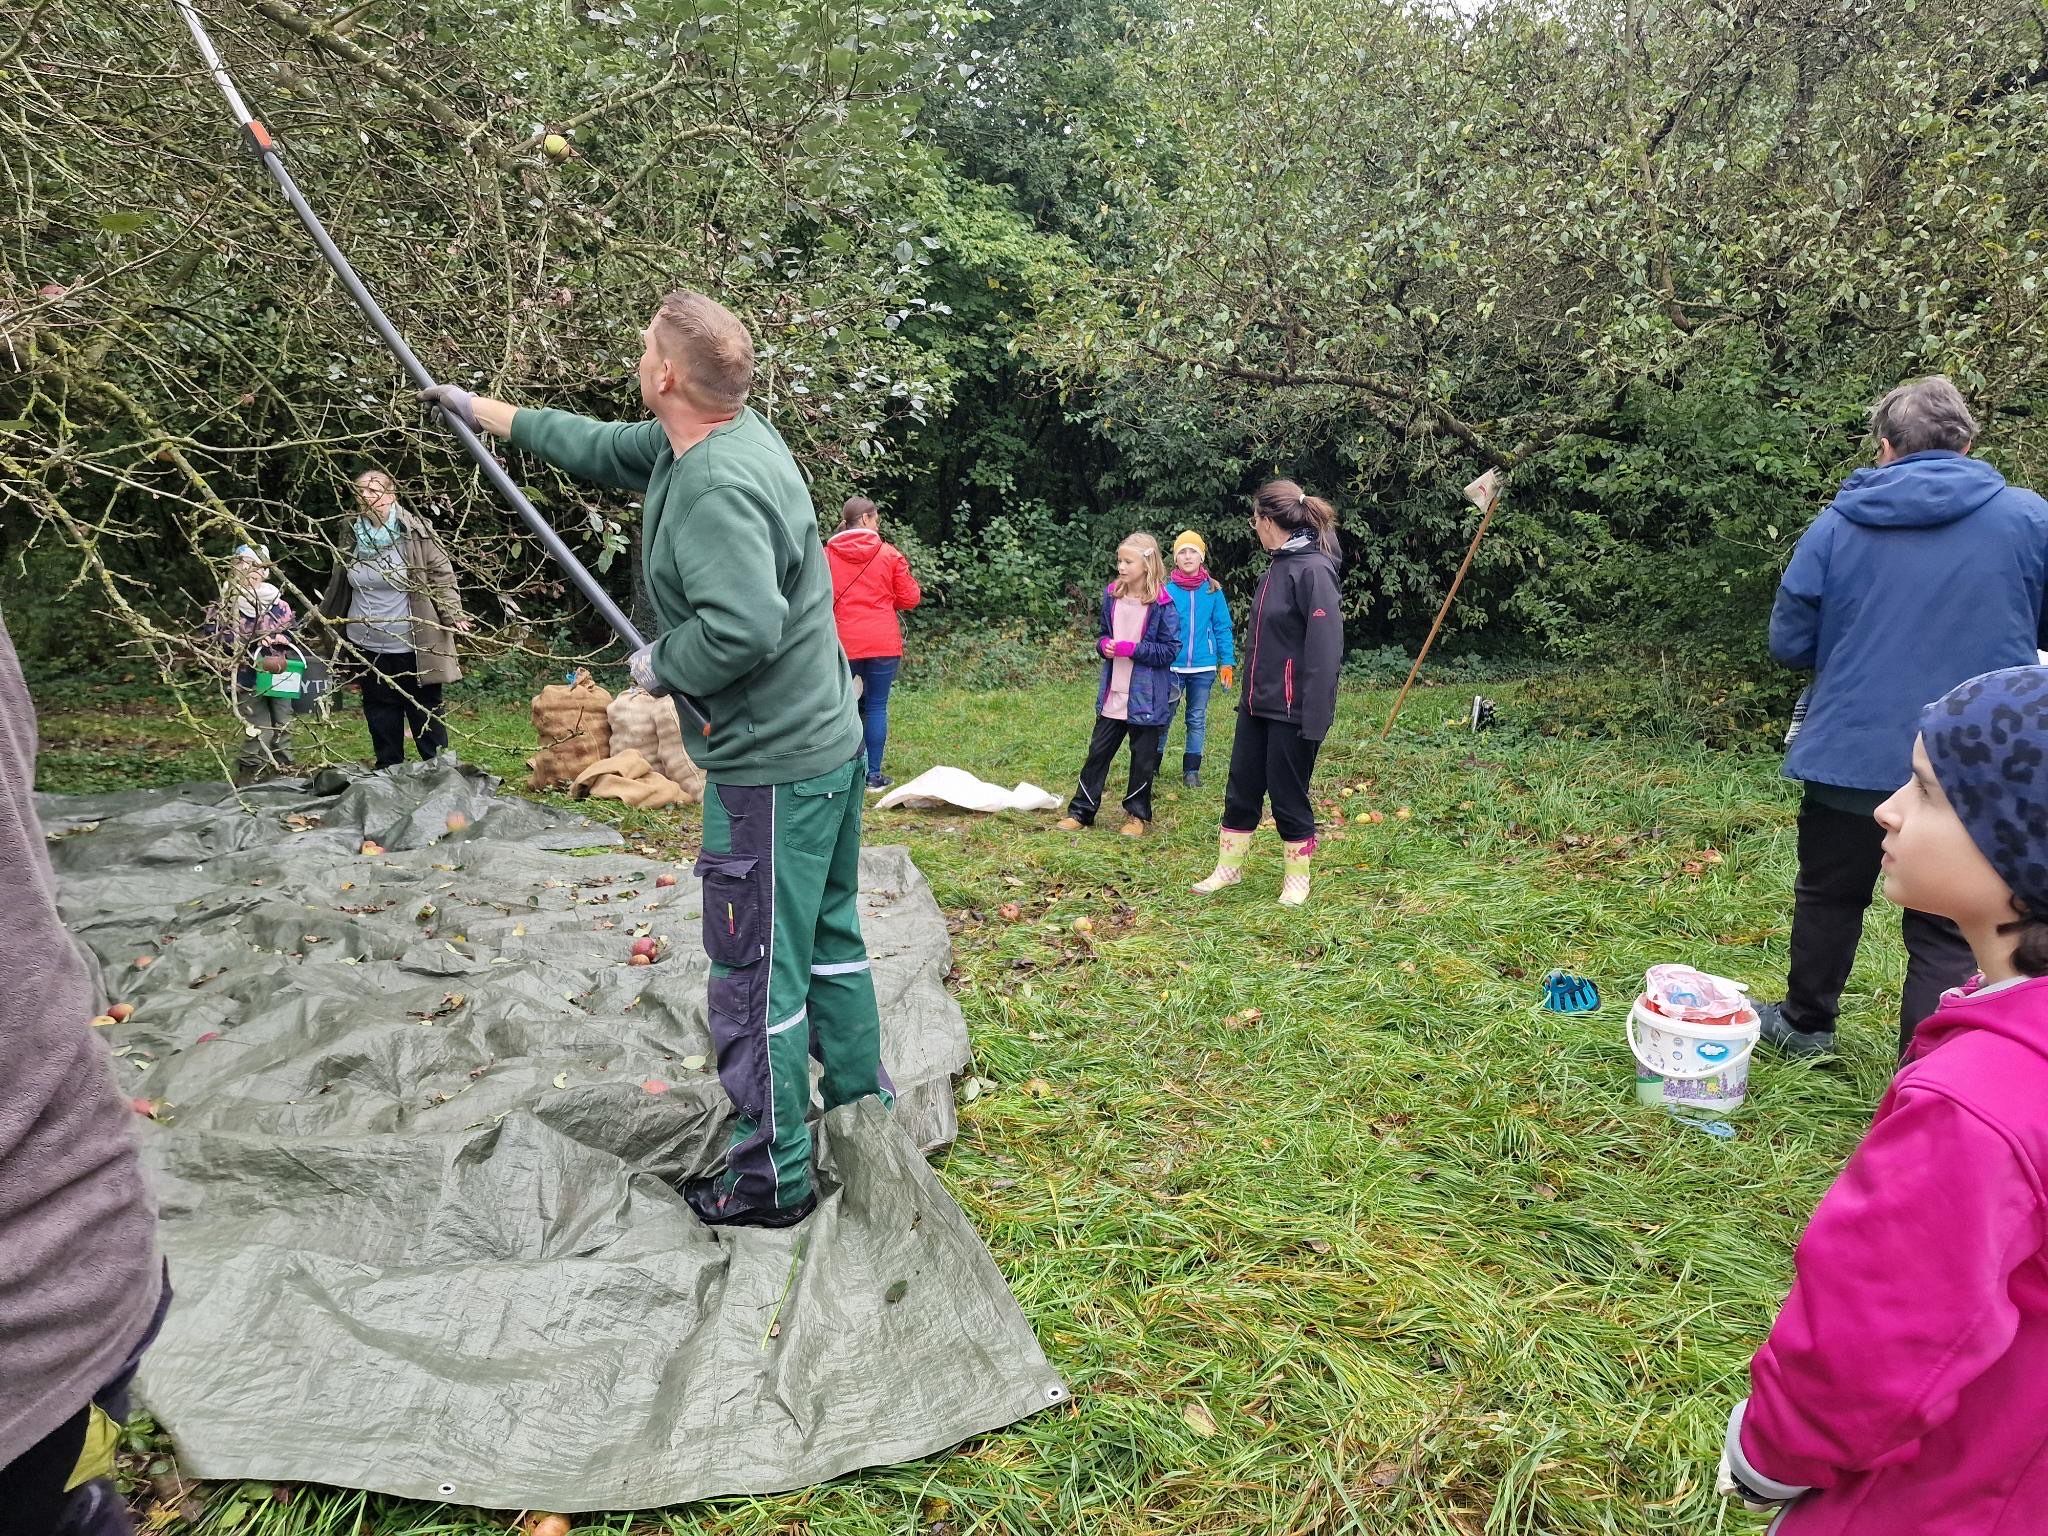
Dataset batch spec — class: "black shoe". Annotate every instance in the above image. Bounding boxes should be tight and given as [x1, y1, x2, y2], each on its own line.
[684, 1179, 818, 1228]
[866, 774, 892, 792]
[1756, 1001, 1835, 1056]
[1182, 752, 1202, 789]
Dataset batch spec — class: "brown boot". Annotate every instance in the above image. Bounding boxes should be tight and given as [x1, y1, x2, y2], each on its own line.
[1120, 818, 1148, 838]
[1057, 816, 1086, 831]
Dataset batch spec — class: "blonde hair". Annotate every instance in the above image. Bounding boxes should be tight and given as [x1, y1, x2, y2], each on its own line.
[1115, 532, 1167, 603]
[651, 289, 754, 413]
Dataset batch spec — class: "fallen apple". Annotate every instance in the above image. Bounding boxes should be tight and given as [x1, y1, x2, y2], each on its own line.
[90, 1014, 118, 1029]
[629, 953, 653, 967]
[527, 1516, 571, 1536]
[999, 902, 1023, 922]
[133, 955, 154, 969]
[631, 937, 660, 959]
[1340, 787, 1355, 798]
[1353, 812, 1371, 825]
[360, 840, 385, 856]
[642, 1078, 670, 1094]
[1071, 915, 1094, 934]
[445, 812, 470, 833]
[107, 1002, 134, 1022]
[542, 133, 571, 160]
[1368, 811, 1385, 824]
[655, 872, 678, 889]
[1395, 807, 1413, 821]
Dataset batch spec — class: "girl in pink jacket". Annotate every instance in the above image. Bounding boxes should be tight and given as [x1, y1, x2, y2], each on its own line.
[1724, 665, 2048, 1535]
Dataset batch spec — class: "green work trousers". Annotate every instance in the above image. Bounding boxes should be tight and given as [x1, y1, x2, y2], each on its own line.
[693, 753, 893, 1215]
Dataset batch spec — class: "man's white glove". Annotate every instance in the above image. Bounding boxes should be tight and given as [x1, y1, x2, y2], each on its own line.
[418, 383, 479, 432]
[627, 644, 670, 699]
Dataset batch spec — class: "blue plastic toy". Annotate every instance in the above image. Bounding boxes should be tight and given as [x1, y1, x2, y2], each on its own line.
[1541, 971, 1601, 1013]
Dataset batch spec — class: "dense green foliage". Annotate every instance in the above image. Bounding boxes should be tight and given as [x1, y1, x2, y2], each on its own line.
[4, 0, 2046, 695]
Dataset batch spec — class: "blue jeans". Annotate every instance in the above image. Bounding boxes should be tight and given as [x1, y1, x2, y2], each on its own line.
[848, 655, 901, 780]
[1173, 670, 1217, 758]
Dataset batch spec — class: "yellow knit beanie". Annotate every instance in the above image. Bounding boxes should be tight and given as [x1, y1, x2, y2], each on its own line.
[1173, 529, 1207, 558]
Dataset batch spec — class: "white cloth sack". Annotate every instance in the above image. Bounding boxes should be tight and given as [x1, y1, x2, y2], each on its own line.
[876, 766, 1060, 814]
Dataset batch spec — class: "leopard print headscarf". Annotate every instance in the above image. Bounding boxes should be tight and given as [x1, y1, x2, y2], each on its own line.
[1920, 666, 2048, 916]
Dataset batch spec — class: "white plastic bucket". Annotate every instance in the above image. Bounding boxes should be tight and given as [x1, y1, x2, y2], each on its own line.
[1628, 996, 1758, 1114]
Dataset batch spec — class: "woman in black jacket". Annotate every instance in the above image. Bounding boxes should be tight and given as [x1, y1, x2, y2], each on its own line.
[1193, 480, 1343, 906]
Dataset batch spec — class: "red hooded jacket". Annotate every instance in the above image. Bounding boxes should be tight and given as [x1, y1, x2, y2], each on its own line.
[826, 527, 921, 660]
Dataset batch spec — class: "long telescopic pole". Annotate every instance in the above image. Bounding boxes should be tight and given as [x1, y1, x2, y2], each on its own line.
[170, 0, 711, 737]
[1380, 470, 1503, 740]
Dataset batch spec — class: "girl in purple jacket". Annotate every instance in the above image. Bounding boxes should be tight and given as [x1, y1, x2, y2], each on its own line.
[1057, 533, 1180, 837]
[1724, 665, 2048, 1534]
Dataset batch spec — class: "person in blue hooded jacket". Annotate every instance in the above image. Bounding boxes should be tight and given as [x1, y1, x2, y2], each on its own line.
[1762, 375, 2048, 1059]
[1164, 530, 1236, 788]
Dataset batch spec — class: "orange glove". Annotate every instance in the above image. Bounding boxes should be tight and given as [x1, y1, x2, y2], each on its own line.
[1219, 665, 1235, 689]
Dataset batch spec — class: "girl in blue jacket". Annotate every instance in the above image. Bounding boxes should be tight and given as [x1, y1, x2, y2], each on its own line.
[1058, 533, 1182, 837]
[1165, 531, 1236, 787]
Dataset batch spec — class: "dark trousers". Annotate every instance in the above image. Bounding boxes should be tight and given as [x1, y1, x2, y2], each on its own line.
[0, 1271, 169, 1536]
[358, 650, 445, 770]
[1222, 713, 1322, 843]
[849, 655, 901, 779]
[1069, 715, 1163, 825]
[1786, 797, 1976, 1057]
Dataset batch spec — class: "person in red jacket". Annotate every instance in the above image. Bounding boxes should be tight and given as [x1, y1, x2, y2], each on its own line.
[827, 497, 922, 790]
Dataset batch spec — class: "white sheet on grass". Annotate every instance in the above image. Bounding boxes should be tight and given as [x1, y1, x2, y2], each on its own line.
[876, 766, 1061, 814]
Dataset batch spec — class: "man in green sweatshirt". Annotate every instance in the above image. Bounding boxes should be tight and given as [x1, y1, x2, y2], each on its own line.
[422, 291, 889, 1229]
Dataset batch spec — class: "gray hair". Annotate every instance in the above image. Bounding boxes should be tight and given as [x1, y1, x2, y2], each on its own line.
[1869, 376, 1978, 456]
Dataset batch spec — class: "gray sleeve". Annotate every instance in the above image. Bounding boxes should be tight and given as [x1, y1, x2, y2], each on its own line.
[1724, 1400, 1815, 1504]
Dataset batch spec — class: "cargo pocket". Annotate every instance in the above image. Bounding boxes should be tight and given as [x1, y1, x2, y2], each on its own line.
[694, 852, 766, 969]
[786, 759, 859, 854]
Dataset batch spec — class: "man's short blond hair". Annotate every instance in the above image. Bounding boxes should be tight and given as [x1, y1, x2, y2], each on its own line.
[651, 290, 754, 413]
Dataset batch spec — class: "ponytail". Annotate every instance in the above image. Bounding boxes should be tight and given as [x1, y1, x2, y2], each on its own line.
[1252, 479, 1340, 558]
[2000, 898, 2048, 977]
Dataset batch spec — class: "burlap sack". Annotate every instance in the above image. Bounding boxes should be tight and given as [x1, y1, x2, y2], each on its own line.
[570, 749, 688, 810]
[606, 686, 707, 804]
[527, 670, 614, 791]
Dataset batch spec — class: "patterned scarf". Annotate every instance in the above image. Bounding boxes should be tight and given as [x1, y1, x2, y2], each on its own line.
[1921, 665, 2048, 916]
[353, 514, 400, 559]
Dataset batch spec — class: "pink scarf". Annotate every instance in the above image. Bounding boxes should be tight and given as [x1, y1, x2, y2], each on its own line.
[1169, 567, 1210, 590]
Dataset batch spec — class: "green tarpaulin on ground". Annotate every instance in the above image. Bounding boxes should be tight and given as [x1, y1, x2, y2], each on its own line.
[40, 759, 1065, 1512]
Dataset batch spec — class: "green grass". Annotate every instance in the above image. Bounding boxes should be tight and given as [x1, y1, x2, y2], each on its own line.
[33, 667, 1905, 1535]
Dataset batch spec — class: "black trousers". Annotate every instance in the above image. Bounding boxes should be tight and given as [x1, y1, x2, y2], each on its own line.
[1222, 713, 1321, 843]
[358, 650, 446, 770]
[1069, 715, 1163, 825]
[0, 1271, 168, 1536]
[1785, 797, 1975, 1057]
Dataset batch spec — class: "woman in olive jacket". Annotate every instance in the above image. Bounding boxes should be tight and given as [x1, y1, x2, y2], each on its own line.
[318, 468, 470, 769]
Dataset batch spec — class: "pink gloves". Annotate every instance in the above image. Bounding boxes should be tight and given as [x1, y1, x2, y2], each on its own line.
[1098, 639, 1135, 658]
